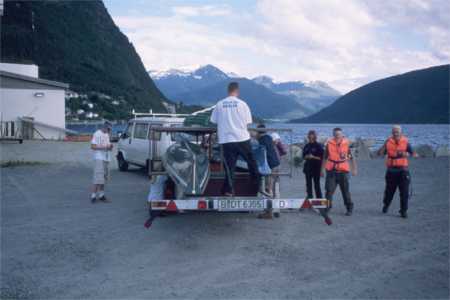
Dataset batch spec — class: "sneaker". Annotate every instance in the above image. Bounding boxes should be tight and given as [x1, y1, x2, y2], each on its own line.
[91, 196, 97, 204]
[400, 211, 408, 218]
[257, 211, 273, 219]
[382, 205, 389, 214]
[98, 195, 111, 203]
[223, 192, 233, 197]
[345, 210, 352, 216]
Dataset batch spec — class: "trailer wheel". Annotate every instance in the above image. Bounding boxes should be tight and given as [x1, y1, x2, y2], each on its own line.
[117, 153, 129, 171]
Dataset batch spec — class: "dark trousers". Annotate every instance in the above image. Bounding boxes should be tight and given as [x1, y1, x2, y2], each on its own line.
[383, 170, 410, 213]
[325, 171, 353, 211]
[222, 140, 260, 194]
[305, 172, 322, 199]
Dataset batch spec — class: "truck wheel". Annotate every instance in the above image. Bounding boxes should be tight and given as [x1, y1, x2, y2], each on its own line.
[117, 153, 129, 171]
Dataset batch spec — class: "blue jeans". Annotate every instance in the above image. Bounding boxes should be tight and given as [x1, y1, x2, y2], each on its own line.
[222, 140, 260, 194]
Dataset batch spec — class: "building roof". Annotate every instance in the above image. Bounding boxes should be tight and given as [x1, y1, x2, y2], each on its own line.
[0, 70, 69, 89]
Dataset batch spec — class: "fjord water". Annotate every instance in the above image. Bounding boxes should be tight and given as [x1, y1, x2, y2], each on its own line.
[68, 123, 449, 149]
[269, 123, 449, 149]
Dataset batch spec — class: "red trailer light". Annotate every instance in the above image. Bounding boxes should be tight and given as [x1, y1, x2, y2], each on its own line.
[311, 199, 329, 206]
[151, 201, 167, 208]
[198, 200, 207, 210]
[301, 199, 312, 209]
[166, 200, 178, 212]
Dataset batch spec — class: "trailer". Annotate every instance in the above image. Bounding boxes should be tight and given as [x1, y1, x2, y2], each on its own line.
[143, 125, 332, 228]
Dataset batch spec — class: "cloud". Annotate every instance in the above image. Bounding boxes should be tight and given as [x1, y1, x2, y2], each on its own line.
[172, 5, 231, 17]
[256, 0, 376, 49]
[114, 14, 260, 76]
[110, 0, 450, 93]
[361, 0, 450, 60]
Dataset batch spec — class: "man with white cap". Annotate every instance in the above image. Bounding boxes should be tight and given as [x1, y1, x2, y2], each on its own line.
[377, 125, 417, 218]
[90, 121, 113, 203]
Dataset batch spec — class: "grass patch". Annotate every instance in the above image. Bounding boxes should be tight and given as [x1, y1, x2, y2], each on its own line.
[0, 160, 48, 168]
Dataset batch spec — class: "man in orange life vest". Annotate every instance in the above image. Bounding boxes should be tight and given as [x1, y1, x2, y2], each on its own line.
[321, 128, 357, 216]
[377, 125, 417, 218]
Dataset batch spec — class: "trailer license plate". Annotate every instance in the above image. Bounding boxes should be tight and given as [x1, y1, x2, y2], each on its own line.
[218, 199, 266, 211]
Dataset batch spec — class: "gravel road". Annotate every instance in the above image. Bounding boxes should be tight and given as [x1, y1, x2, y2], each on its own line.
[1, 154, 449, 299]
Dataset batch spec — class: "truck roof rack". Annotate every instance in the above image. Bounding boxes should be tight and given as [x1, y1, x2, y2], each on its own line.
[131, 109, 189, 119]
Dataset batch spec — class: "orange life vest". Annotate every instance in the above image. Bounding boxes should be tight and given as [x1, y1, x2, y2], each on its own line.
[385, 136, 409, 168]
[325, 138, 350, 172]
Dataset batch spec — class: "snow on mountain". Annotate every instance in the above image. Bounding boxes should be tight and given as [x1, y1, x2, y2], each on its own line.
[252, 76, 341, 113]
[148, 65, 229, 99]
[148, 68, 192, 79]
[149, 65, 228, 80]
[226, 71, 240, 78]
[304, 80, 341, 97]
[252, 75, 275, 89]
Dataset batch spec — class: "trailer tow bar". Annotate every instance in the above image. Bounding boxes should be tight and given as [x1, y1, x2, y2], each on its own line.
[144, 209, 162, 229]
[320, 209, 333, 225]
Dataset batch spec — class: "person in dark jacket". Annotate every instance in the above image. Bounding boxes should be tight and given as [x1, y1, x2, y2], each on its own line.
[256, 124, 280, 219]
[302, 130, 324, 199]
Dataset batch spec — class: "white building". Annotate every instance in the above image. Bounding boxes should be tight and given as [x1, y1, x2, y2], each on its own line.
[0, 63, 70, 140]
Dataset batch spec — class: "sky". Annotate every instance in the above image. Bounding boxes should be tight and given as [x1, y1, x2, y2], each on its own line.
[104, 0, 450, 93]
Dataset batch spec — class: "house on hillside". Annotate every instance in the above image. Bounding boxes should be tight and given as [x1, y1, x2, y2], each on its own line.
[0, 63, 70, 140]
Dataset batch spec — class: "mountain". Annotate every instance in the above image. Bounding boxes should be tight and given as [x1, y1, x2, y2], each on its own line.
[149, 65, 228, 99]
[172, 78, 307, 119]
[1, 0, 167, 120]
[150, 65, 340, 119]
[291, 65, 450, 124]
[253, 76, 340, 112]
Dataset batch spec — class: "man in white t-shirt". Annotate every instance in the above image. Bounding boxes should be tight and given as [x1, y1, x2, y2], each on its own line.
[210, 82, 260, 196]
[90, 121, 113, 203]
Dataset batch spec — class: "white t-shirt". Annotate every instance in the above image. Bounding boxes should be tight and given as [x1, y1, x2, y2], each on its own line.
[91, 129, 111, 161]
[210, 96, 252, 144]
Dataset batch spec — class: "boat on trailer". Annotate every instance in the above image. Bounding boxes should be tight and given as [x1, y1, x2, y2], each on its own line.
[163, 139, 210, 196]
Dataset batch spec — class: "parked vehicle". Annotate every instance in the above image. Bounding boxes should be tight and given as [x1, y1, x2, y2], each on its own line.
[116, 112, 187, 171]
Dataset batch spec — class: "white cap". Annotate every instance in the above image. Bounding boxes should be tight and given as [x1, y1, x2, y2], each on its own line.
[270, 132, 281, 140]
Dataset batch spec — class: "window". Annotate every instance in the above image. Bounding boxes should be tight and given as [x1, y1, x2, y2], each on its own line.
[169, 123, 195, 142]
[149, 124, 162, 141]
[125, 123, 133, 137]
[133, 123, 149, 139]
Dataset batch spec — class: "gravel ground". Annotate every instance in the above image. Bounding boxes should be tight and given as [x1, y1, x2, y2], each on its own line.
[1, 141, 449, 299]
[0, 140, 117, 169]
